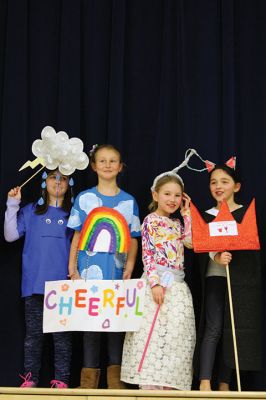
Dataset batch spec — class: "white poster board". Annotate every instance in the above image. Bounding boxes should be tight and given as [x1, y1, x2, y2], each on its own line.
[43, 279, 146, 333]
[209, 220, 238, 237]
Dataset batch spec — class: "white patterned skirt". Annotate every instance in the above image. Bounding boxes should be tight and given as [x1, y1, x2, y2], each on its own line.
[121, 275, 196, 390]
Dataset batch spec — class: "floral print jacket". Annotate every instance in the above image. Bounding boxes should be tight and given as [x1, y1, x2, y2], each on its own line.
[142, 212, 192, 287]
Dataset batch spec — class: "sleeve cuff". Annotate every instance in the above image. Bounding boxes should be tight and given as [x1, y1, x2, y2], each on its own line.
[181, 210, 191, 218]
[209, 252, 218, 261]
[6, 197, 21, 207]
[149, 275, 160, 288]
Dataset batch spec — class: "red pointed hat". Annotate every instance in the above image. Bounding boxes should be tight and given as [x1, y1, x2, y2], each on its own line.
[191, 199, 260, 252]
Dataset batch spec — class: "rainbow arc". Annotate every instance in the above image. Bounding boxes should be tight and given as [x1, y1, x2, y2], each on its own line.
[78, 207, 131, 253]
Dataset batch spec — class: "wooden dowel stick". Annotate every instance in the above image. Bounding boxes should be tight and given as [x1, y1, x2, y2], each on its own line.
[226, 264, 241, 391]
[20, 166, 45, 189]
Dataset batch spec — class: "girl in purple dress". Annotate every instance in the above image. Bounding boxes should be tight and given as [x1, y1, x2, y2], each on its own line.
[4, 170, 73, 388]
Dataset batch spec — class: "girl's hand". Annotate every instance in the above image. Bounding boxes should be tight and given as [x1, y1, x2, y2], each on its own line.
[180, 192, 191, 217]
[68, 270, 81, 280]
[123, 269, 132, 280]
[214, 251, 232, 266]
[151, 285, 165, 305]
[8, 186, 21, 200]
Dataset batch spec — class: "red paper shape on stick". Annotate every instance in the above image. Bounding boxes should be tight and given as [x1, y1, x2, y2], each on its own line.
[191, 199, 260, 252]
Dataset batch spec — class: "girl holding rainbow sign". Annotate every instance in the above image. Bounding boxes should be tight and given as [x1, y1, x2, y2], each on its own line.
[67, 144, 141, 389]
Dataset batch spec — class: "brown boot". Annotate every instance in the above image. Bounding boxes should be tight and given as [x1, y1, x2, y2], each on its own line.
[79, 367, 100, 388]
[107, 365, 126, 389]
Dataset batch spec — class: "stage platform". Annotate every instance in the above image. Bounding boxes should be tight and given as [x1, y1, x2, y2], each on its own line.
[1, 388, 266, 400]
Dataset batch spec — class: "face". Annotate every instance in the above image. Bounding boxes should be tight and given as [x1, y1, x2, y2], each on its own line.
[209, 169, 240, 204]
[46, 171, 69, 200]
[153, 181, 183, 217]
[92, 148, 122, 180]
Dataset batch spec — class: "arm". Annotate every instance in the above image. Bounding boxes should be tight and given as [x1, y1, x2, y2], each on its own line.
[142, 220, 165, 304]
[4, 187, 22, 242]
[123, 238, 138, 279]
[68, 230, 81, 279]
[142, 218, 160, 287]
[180, 192, 193, 249]
[123, 197, 141, 279]
[181, 215, 193, 249]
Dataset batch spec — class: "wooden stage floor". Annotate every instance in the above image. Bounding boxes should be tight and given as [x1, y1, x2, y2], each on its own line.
[1, 388, 266, 400]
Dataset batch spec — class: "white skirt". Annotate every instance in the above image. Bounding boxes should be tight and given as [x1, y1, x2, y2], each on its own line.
[121, 276, 196, 390]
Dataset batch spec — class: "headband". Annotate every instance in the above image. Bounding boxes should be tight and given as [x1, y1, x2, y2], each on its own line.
[151, 148, 209, 191]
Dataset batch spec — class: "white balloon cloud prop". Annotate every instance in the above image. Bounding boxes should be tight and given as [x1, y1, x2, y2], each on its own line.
[32, 126, 89, 175]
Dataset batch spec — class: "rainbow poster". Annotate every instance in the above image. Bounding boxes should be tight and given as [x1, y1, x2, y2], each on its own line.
[78, 207, 131, 253]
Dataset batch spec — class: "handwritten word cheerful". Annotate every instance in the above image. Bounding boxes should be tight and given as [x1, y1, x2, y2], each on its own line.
[45, 287, 143, 317]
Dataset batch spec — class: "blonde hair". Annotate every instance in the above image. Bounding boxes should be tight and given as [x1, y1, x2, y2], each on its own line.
[148, 174, 184, 212]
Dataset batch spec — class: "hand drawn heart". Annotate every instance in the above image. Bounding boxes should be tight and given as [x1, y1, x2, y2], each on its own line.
[60, 319, 67, 326]
[102, 319, 110, 329]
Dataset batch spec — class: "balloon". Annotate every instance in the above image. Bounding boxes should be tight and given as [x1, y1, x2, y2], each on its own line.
[75, 153, 89, 169]
[59, 165, 76, 175]
[44, 154, 59, 170]
[56, 131, 69, 142]
[61, 142, 70, 156]
[69, 137, 84, 153]
[41, 126, 56, 142]
[32, 139, 44, 157]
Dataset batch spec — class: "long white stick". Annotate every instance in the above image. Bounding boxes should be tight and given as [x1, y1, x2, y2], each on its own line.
[19, 166, 45, 189]
[226, 264, 241, 391]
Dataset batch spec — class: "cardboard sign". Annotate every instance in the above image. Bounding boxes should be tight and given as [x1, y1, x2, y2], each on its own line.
[43, 279, 146, 333]
[190, 199, 260, 252]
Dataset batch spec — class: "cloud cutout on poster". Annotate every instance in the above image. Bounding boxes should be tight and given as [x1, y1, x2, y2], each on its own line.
[79, 192, 102, 214]
[68, 209, 82, 228]
[114, 200, 133, 224]
[81, 265, 103, 280]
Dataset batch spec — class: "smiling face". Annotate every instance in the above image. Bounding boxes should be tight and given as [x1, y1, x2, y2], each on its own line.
[153, 181, 183, 217]
[92, 148, 123, 181]
[209, 168, 241, 205]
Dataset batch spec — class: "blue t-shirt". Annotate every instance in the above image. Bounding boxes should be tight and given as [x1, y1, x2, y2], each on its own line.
[67, 186, 141, 280]
[15, 203, 72, 297]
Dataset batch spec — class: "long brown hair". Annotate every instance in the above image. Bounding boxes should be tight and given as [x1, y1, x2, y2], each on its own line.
[35, 169, 72, 215]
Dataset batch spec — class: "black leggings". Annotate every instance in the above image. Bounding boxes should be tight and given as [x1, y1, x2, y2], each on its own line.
[199, 276, 232, 384]
[24, 295, 72, 384]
